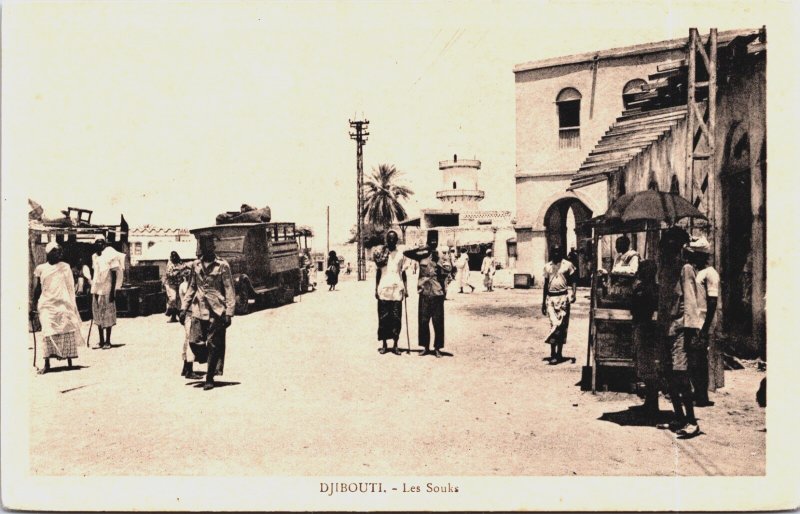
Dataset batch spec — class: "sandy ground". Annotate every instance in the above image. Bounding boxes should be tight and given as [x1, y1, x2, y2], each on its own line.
[29, 272, 766, 476]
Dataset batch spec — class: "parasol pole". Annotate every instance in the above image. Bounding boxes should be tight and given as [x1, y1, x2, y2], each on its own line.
[31, 319, 38, 368]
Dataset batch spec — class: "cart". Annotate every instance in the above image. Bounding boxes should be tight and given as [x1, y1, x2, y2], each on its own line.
[586, 217, 659, 393]
[584, 190, 710, 393]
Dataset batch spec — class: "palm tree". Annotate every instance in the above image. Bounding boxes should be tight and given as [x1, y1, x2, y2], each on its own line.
[362, 164, 414, 230]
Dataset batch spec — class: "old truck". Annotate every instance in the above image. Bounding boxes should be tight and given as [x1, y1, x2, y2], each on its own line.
[189, 222, 304, 314]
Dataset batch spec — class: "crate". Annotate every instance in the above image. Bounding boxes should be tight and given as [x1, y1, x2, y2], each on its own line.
[513, 273, 533, 289]
[115, 287, 140, 317]
[140, 292, 167, 316]
[129, 265, 160, 283]
[132, 279, 164, 295]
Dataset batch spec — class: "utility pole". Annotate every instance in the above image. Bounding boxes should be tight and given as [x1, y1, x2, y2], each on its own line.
[349, 118, 369, 281]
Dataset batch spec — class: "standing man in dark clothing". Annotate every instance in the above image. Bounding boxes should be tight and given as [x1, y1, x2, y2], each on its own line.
[685, 237, 719, 407]
[180, 236, 235, 390]
[404, 240, 448, 358]
[658, 228, 703, 437]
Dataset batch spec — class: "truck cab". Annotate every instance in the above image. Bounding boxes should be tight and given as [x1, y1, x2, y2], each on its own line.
[189, 222, 301, 314]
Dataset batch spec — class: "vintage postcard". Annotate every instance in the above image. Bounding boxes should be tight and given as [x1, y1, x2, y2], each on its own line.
[2, 0, 798, 511]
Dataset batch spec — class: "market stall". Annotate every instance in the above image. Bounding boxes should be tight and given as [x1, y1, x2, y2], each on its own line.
[584, 191, 707, 393]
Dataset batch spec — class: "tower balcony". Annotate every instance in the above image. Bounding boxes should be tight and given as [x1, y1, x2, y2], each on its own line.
[436, 189, 485, 201]
[438, 159, 481, 170]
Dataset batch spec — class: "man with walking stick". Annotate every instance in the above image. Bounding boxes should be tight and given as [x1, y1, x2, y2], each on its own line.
[29, 242, 82, 373]
[404, 232, 448, 358]
[373, 230, 409, 355]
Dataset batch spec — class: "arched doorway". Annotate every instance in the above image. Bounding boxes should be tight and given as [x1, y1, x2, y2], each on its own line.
[544, 197, 593, 285]
[721, 122, 752, 339]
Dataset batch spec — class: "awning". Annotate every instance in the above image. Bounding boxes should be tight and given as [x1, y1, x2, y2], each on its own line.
[448, 233, 496, 246]
[398, 217, 420, 227]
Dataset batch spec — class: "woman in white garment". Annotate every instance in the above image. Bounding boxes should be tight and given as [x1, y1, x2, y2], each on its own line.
[30, 242, 83, 374]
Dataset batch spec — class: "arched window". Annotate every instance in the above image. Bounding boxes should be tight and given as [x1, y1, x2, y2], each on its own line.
[556, 88, 581, 149]
[622, 79, 647, 108]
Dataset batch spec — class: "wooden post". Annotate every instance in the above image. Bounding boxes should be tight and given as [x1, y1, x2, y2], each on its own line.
[706, 28, 724, 389]
[686, 29, 697, 221]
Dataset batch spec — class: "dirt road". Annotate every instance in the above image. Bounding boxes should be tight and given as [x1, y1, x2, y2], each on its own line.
[29, 273, 765, 476]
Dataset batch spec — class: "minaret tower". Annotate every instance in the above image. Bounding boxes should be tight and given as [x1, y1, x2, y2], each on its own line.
[435, 154, 485, 211]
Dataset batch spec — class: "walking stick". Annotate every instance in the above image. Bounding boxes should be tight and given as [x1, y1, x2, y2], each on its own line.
[403, 294, 411, 354]
[86, 318, 93, 348]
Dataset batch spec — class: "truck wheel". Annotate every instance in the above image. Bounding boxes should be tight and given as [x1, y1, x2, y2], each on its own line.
[282, 285, 295, 305]
[235, 289, 250, 315]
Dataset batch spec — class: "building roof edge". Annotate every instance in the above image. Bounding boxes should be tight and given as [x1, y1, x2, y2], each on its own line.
[513, 28, 760, 74]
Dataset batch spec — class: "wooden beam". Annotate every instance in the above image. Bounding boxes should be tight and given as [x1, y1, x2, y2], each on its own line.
[695, 33, 711, 71]
[584, 150, 641, 165]
[592, 138, 660, 154]
[615, 110, 686, 127]
[579, 158, 633, 171]
[687, 28, 697, 210]
[617, 104, 687, 118]
[691, 102, 712, 143]
[597, 133, 665, 146]
[656, 59, 686, 72]
[601, 120, 683, 136]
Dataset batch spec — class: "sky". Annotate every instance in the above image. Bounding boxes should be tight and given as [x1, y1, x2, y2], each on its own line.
[3, 0, 789, 245]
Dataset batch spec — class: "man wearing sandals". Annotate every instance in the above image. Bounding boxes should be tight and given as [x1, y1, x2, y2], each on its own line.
[373, 230, 408, 355]
[658, 233, 705, 437]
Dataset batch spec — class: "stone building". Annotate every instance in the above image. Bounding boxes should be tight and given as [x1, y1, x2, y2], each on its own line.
[400, 155, 516, 270]
[129, 225, 192, 265]
[514, 27, 766, 356]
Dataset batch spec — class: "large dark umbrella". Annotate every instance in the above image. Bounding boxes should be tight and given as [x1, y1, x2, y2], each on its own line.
[605, 190, 706, 224]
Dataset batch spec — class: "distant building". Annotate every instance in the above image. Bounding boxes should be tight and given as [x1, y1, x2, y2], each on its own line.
[400, 155, 516, 270]
[129, 225, 192, 265]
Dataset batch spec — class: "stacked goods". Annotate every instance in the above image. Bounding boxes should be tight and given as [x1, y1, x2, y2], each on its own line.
[216, 204, 271, 225]
[122, 264, 166, 316]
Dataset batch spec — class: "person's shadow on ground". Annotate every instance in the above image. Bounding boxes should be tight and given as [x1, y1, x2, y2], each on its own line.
[41, 365, 89, 373]
[598, 408, 675, 427]
[185, 380, 241, 389]
[391, 349, 455, 357]
[541, 356, 577, 365]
